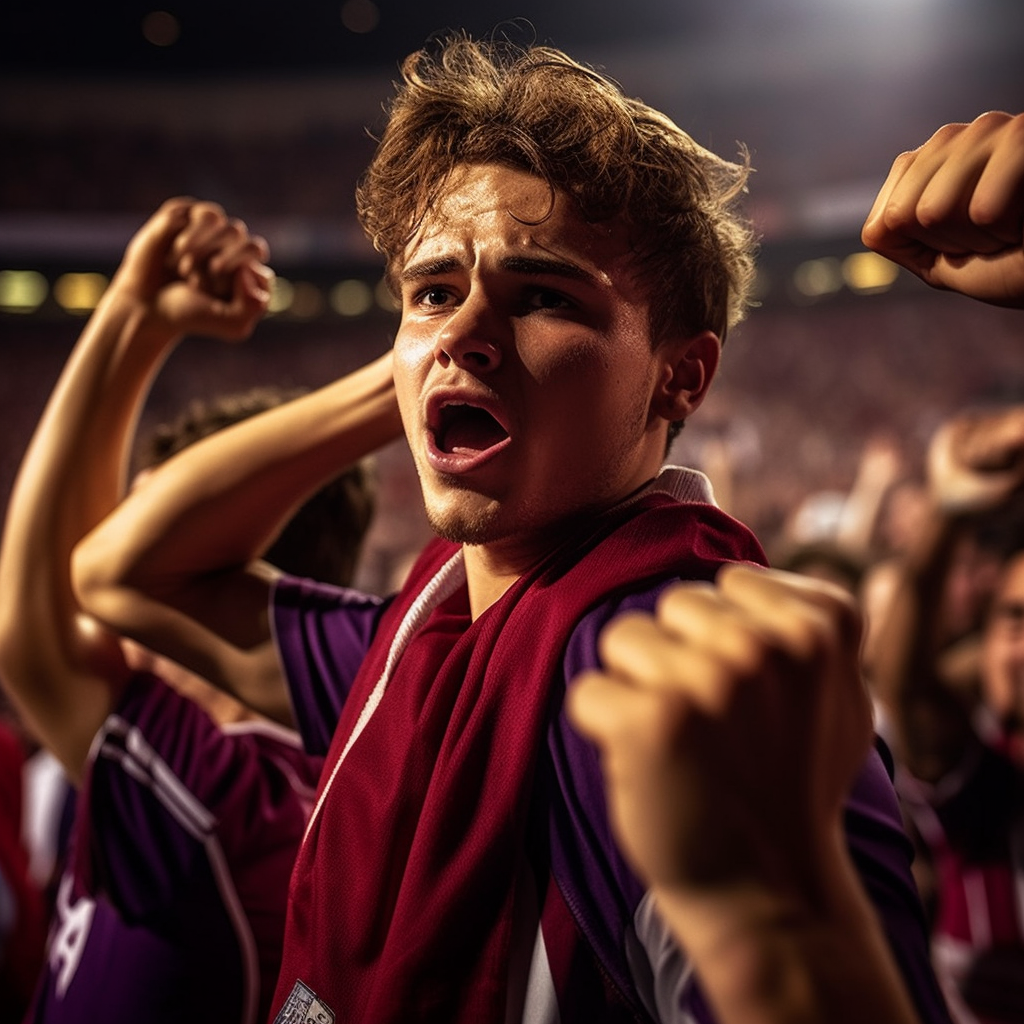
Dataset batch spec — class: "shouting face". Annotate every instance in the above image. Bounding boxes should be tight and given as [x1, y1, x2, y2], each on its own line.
[392, 163, 702, 575]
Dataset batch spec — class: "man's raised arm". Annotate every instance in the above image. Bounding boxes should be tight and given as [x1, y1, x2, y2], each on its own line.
[562, 106, 1024, 1024]
[568, 565, 924, 1024]
[862, 110, 1024, 308]
[0, 198, 272, 778]
[69, 238, 402, 722]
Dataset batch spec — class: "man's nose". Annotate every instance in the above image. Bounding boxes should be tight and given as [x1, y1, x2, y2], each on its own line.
[434, 295, 503, 372]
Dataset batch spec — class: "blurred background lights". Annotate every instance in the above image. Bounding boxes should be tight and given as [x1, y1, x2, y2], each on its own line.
[0, 255, 908, 322]
[329, 279, 373, 317]
[268, 277, 294, 315]
[0, 270, 48, 314]
[842, 251, 900, 294]
[288, 281, 326, 319]
[374, 278, 399, 313]
[141, 10, 181, 47]
[793, 257, 843, 299]
[340, 0, 379, 35]
[54, 273, 108, 314]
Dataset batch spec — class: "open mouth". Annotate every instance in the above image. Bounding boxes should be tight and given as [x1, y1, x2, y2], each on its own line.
[434, 402, 510, 456]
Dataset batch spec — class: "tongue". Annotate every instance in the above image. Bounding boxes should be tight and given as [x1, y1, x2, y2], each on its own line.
[441, 409, 508, 454]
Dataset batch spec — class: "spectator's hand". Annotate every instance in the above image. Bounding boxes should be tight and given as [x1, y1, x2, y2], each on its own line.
[855, 435, 904, 492]
[928, 405, 1024, 514]
[862, 111, 1024, 308]
[110, 197, 273, 341]
[567, 564, 871, 951]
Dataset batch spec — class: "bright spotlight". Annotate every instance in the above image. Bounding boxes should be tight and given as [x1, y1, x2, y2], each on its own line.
[54, 273, 108, 314]
[268, 277, 294, 315]
[329, 279, 373, 317]
[842, 251, 900, 294]
[0, 270, 48, 313]
[793, 258, 842, 298]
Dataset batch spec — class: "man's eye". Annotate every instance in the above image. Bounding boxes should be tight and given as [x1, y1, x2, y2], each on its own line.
[419, 286, 451, 307]
[528, 289, 570, 310]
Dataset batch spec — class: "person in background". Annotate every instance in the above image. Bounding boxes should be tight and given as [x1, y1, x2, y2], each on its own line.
[135, 387, 375, 591]
[869, 402, 1024, 1024]
[0, 209, 374, 1023]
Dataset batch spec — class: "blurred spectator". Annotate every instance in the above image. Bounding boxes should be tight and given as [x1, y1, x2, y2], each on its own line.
[776, 539, 866, 596]
[871, 404, 1024, 1024]
[16, 384, 375, 1024]
[135, 385, 376, 589]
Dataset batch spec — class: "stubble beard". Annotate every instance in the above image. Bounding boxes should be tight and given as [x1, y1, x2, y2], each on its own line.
[418, 470, 544, 548]
[424, 500, 508, 546]
[421, 480, 583, 554]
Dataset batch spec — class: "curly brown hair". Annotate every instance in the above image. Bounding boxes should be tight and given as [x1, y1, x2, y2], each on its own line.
[356, 33, 757, 345]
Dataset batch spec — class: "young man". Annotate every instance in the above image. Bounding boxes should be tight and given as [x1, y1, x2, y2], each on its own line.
[0, 212, 374, 1022]
[65, 36, 1019, 1024]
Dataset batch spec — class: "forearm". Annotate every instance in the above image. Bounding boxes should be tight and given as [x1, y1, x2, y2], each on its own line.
[869, 506, 972, 777]
[73, 351, 401, 655]
[835, 468, 896, 558]
[655, 838, 919, 1024]
[0, 287, 183, 776]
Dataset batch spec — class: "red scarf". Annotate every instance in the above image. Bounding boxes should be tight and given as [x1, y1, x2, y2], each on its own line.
[272, 494, 765, 1023]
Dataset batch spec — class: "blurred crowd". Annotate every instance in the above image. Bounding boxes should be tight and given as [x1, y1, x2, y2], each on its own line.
[1, 124, 372, 221]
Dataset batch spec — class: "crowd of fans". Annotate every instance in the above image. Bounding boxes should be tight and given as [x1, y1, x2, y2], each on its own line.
[0, 124, 374, 222]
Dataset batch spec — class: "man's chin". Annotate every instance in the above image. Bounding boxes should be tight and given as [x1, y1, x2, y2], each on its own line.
[426, 505, 507, 546]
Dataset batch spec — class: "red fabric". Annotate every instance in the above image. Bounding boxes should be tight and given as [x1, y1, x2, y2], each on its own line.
[272, 495, 765, 1023]
[537, 866, 633, 1024]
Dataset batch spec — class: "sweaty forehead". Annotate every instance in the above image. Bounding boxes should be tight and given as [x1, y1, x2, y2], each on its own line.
[399, 162, 635, 281]
[435, 163, 554, 222]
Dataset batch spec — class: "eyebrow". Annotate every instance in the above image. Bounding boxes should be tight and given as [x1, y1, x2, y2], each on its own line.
[500, 255, 597, 284]
[399, 256, 462, 284]
[399, 253, 598, 286]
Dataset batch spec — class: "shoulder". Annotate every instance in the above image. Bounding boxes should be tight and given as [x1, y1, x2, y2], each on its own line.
[270, 576, 396, 752]
[272, 573, 388, 622]
[564, 579, 677, 677]
[89, 673, 317, 846]
[75, 672, 316, 917]
[271, 575, 391, 661]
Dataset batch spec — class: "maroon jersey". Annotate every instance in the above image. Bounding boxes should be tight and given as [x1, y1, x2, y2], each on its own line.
[26, 672, 322, 1024]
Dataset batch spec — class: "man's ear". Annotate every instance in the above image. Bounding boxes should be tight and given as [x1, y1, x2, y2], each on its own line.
[650, 330, 721, 423]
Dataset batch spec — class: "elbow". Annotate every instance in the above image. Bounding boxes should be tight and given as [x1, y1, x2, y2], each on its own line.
[71, 533, 120, 624]
[70, 533, 179, 656]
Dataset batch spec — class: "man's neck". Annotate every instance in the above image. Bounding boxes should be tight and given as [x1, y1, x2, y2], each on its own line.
[457, 469, 675, 620]
[463, 552, 522, 621]
[461, 517, 585, 620]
